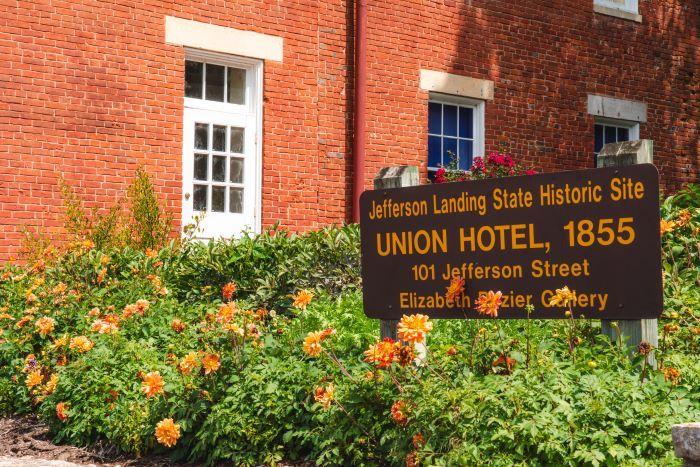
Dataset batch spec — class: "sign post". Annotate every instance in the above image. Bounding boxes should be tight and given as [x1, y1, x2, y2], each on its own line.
[597, 140, 658, 367]
[360, 164, 663, 325]
[373, 166, 419, 339]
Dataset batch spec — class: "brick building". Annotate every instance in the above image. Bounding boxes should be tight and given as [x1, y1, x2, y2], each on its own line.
[0, 0, 697, 258]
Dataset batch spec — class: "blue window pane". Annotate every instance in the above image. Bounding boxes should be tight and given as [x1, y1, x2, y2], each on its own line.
[443, 105, 457, 136]
[458, 140, 473, 170]
[428, 102, 441, 134]
[594, 124, 604, 153]
[443, 137, 458, 165]
[428, 136, 442, 168]
[618, 127, 629, 141]
[604, 125, 616, 144]
[459, 107, 473, 138]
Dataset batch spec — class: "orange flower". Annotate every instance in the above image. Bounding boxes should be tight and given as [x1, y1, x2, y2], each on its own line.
[26, 369, 43, 389]
[475, 291, 503, 317]
[141, 371, 165, 398]
[446, 346, 458, 356]
[216, 302, 238, 324]
[548, 286, 575, 308]
[445, 276, 465, 303]
[390, 400, 408, 425]
[676, 209, 692, 227]
[292, 289, 314, 310]
[660, 219, 676, 235]
[303, 331, 325, 357]
[179, 352, 199, 374]
[91, 318, 119, 334]
[313, 383, 335, 410]
[223, 322, 244, 335]
[201, 353, 221, 375]
[364, 338, 399, 368]
[43, 373, 59, 395]
[397, 314, 433, 344]
[56, 402, 69, 422]
[35, 317, 56, 337]
[145, 248, 158, 258]
[155, 418, 181, 447]
[171, 319, 186, 333]
[662, 367, 681, 385]
[87, 307, 101, 317]
[396, 344, 415, 367]
[492, 354, 516, 373]
[15, 316, 31, 328]
[222, 282, 237, 301]
[69, 336, 94, 353]
[135, 299, 150, 314]
[412, 433, 425, 449]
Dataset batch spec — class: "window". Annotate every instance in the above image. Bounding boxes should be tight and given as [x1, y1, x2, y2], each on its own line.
[594, 118, 639, 159]
[427, 96, 484, 180]
[181, 52, 262, 239]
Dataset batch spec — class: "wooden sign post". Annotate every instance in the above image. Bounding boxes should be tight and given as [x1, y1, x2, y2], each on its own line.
[597, 140, 658, 367]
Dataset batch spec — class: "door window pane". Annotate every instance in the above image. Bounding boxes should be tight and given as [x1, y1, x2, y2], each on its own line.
[604, 126, 617, 144]
[205, 64, 225, 102]
[193, 185, 207, 211]
[213, 125, 226, 152]
[194, 154, 208, 180]
[230, 127, 244, 153]
[227, 67, 246, 105]
[211, 186, 225, 212]
[230, 158, 244, 183]
[229, 188, 244, 213]
[212, 156, 226, 182]
[185, 61, 203, 99]
[194, 123, 208, 150]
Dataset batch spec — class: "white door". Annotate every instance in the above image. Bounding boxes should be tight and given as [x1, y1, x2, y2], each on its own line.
[180, 52, 262, 239]
[182, 108, 257, 238]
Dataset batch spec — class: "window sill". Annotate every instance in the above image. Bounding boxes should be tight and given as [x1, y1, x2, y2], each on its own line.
[593, 4, 642, 23]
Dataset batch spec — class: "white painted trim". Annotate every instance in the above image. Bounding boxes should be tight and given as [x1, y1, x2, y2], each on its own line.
[165, 16, 283, 62]
[420, 70, 494, 101]
[587, 94, 647, 123]
[593, 4, 642, 22]
[595, 117, 640, 140]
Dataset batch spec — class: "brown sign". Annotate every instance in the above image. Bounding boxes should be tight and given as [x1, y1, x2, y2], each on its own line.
[360, 164, 662, 319]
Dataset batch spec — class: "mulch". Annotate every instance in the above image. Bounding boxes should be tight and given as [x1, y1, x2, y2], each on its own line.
[0, 416, 176, 466]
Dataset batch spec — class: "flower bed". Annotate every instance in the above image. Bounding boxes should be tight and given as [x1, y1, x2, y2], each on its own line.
[0, 186, 698, 466]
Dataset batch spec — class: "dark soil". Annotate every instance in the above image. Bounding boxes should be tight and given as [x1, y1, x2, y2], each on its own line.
[0, 416, 176, 466]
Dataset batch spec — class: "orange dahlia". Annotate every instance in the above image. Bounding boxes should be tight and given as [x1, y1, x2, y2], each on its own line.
[313, 383, 335, 410]
[660, 219, 676, 235]
[292, 289, 314, 310]
[445, 276, 465, 303]
[222, 281, 237, 301]
[390, 400, 408, 425]
[303, 331, 325, 357]
[397, 314, 433, 344]
[35, 317, 56, 337]
[475, 291, 503, 317]
[179, 352, 199, 374]
[155, 418, 181, 447]
[171, 319, 186, 333]
[141, 371, 165, 398]
[56, 402, 69, 422]
[201, 353, 221, 375]
[548, 286, 575, 308]
[26, 369, 43, 388]
[364, 338, 399, 368]
[69, 336, 94, 353]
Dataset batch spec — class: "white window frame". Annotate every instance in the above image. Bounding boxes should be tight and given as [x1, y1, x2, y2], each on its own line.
[594, 116, 640, 156]
[181, 48, 263, 237]
[427, 93, 485, 174]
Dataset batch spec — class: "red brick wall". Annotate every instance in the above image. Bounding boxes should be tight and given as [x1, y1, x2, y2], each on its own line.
[0, 0, 697, 260]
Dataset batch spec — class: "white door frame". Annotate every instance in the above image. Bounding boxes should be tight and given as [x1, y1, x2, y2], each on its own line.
[180, 49, 263, 238]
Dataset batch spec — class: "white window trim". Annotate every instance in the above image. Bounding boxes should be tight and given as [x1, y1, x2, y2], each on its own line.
[593, 0, 641, 22]
[182, 48, 264, 236]
[428, 93, 486, 172]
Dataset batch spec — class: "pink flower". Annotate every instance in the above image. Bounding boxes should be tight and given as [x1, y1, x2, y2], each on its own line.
[433, 167, 446, 184]
[525, 169, 537, 175]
